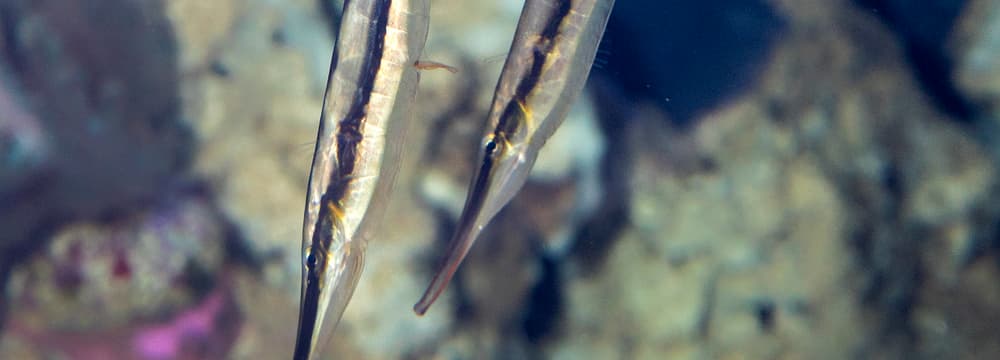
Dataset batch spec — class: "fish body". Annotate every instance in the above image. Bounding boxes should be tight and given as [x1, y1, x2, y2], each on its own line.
[294, 0, 430, 358]
[414, 0, 616, 315]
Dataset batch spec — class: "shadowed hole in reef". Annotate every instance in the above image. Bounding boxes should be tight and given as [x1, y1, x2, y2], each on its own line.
[753, 298, 776, 333]
[853, 0, 973, 122]
[833, 152, 922, 355]
[599, 0, 784, 127]
[521, 255, 562, 343]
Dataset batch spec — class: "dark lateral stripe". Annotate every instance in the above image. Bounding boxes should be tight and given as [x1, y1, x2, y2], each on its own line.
[327, 0, 393, 202]
[296, 191, 339, 358]
[295, 0, 392, 357]
[305, 0, 392, 316]
[292, 263, 323, 360]
[464, 139, 499, 226]
[494, 0, 573, 139]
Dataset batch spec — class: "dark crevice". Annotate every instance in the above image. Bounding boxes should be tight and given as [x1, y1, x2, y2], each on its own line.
[0, 0, 25, 73]
[880, 161, 904, 203]
[220, 218, 266, 272]
[568, 74, 631, 275]
[413, 56, 484, 321]
[521, 255, 562, 344]
[754, 298, 776, 332]
[419, 56, 483, 163]
[853, 0, 974, 122]
[825, 147, 922, 357]
[210, 60, 231, 78]
[0, 258, 9, 334]
[0, 213, 70, 333]
[425, 206, 476, 321]
[992, 217, 1000, 268]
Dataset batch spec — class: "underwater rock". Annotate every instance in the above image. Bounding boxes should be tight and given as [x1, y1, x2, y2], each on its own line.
[854, 0, 973, 120]
[0, 0, 192, 252]
[0, 71, 49, 217]
[106, 0, 1000, 358]
[165, 0, 241, 74]
[4, 192, 226, 330]
[544, 0, 1000, 359]
[3, 287, 240, 360]
[529, 96, 606, 255]
[412, 28, 608, 360]
[173, 0, 457, 357]
[2, 190, 233, 359]
[952, 0, 1000, 113]
[561, 91, 861, 359]
[179, 0, 329, 292]
[913, 256, 1000, 358]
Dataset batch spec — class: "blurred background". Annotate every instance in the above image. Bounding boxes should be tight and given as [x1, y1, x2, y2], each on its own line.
[2, 0, 1000, 358]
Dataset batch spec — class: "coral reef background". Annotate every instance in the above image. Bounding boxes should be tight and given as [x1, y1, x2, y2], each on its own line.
[2, 0, 1000, 358]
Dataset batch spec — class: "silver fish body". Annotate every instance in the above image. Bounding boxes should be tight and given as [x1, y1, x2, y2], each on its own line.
[294, 0, 429, 358]
[414, 0, 616, 315]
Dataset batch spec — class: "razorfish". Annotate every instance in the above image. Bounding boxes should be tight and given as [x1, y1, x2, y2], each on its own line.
[414, 0, 616, 315]
[293, 0, 430, 358]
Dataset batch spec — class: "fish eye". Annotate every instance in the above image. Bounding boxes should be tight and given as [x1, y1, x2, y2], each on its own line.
[484, 138, 497, 155]
[306, 252, 317, 268]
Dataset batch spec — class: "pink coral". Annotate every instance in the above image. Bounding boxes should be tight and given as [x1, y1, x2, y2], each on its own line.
[5, 287, 239, 360]
[132, 290, 227, 360]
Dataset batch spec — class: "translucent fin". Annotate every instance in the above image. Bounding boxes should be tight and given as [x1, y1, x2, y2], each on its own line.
[412, 167, 492, 315]
[414, 149, 535, 315]
[294, 189, 365, 360]
[293, 237, 366, 360]
[310, 244, 365, 359]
